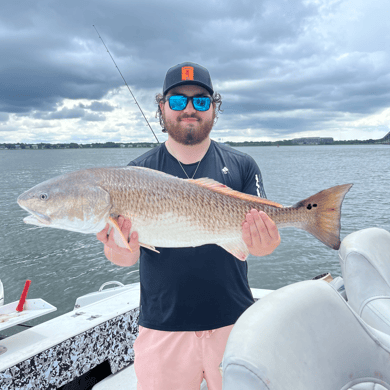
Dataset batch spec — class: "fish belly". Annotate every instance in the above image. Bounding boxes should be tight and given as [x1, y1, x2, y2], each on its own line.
[130, 212, 242, 248]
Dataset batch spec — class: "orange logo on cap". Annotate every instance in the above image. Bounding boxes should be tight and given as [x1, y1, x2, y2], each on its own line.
[181, 66, 194, 81]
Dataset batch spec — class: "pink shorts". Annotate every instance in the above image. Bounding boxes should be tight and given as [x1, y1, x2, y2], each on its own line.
[133, 324, 234, 390]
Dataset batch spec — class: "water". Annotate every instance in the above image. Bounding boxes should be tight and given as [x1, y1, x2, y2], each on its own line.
[1, 145, 389, 335]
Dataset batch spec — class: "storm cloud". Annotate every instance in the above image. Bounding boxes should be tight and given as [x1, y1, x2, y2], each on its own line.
[1, 0, 389, 143]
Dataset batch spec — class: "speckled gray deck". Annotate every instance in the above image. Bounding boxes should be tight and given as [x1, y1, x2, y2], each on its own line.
[0, 308, 139, 389]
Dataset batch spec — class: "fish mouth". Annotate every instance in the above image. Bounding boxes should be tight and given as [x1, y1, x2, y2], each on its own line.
[23, 214, 51, 226]
[19, 206, 52, 226]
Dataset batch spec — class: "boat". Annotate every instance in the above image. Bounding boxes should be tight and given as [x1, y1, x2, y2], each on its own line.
[0, 227, 389, 389]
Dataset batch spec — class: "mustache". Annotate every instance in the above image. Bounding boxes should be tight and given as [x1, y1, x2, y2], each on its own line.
[179, 114, 200, 120]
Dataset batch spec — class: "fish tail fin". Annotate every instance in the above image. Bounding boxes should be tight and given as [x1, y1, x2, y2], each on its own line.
[294, 184, 353, 250]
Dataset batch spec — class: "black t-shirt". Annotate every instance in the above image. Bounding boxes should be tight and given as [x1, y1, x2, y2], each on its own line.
[128, 140, 266, 331]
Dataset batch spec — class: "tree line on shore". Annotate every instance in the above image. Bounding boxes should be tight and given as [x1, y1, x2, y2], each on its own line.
[0, 142, 157, 150]
[1, 137, 388, 150]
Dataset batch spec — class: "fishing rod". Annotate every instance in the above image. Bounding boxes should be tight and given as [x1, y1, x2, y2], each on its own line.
[93, 25, 160, 144]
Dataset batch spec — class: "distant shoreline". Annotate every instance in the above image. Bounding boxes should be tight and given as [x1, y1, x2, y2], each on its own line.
[1, 138, 389, 150]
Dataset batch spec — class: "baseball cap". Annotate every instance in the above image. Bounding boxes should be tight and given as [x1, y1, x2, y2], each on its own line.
[163, 62, 214, 96]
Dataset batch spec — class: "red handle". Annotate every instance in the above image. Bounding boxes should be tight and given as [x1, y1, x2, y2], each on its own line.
[16, 280, 31, 312]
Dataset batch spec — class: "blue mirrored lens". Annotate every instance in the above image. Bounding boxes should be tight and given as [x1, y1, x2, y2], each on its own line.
[168, 95, 211, 111]
[168, 96, 187, 111]
[193, 97, 211, 111]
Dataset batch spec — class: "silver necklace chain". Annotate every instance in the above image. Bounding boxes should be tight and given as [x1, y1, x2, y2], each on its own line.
[166, 143, 205, 179]
[177, 159, 201, 179]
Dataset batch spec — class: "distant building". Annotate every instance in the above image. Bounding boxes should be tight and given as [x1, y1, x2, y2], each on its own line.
[292, 137, 333, 145]
[32, 144, 39, 149]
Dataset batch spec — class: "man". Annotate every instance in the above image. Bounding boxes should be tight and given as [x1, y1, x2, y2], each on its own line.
[97, 62, 280, 390]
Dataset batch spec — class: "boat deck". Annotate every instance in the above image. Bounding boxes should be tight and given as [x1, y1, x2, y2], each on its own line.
[0, 283, 272, 389]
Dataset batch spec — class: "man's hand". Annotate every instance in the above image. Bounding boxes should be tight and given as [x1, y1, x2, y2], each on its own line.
[96, 215, 140, 266]
[242, 210, 281, 257]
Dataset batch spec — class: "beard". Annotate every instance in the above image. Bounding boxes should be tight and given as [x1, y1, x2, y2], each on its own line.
[163, 112, 215, 146]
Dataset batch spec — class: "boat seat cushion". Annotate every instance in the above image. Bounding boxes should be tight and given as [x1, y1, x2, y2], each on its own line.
[339, 228, 390, 334]
[346, 383, 389, 390]
[222, 280, 390, 390]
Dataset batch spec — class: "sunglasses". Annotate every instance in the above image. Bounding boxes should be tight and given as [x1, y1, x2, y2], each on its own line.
[167, 95, 212, 112]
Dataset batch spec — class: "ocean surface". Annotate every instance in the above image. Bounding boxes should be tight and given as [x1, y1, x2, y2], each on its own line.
[1, 144, 389, 335]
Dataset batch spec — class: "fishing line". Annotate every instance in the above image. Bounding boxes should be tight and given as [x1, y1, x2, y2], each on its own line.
[93, 25, 160, 144]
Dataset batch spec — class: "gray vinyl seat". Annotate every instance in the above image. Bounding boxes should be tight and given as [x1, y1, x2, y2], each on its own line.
[222, 280, 390, 390]
[339, 227, 390, 335]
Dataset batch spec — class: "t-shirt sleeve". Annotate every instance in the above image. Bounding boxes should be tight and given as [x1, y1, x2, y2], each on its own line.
[241, 155, 267, 199]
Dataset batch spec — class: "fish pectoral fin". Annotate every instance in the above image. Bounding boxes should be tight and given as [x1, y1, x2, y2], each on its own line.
[139, 242, 160, 253]
[219, 239, 249, 261]
[108, 217, 159, 254]
[108, 217, 133, 253]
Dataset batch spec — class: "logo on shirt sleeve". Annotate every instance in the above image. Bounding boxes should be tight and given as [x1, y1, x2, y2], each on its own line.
[255, 174, 261, 197]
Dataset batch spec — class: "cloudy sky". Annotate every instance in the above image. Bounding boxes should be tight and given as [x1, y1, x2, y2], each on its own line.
[1, 0, 390, 144]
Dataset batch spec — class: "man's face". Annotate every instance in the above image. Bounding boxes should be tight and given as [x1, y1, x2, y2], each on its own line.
[160, 85, 215, 145]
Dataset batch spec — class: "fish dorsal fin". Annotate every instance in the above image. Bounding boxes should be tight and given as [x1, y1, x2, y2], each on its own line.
[187, 178, 283, 208]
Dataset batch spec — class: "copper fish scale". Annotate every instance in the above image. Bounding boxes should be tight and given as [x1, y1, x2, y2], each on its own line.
[98, 167, 289, 234]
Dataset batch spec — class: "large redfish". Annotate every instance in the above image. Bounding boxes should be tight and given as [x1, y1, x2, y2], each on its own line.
[17, 166, 352, 260]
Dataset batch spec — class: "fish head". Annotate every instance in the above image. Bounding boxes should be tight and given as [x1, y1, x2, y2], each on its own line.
[17, 170, 112, 233]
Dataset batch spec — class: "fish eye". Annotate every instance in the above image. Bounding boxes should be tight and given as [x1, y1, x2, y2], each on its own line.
[39, 193, 49, 200]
